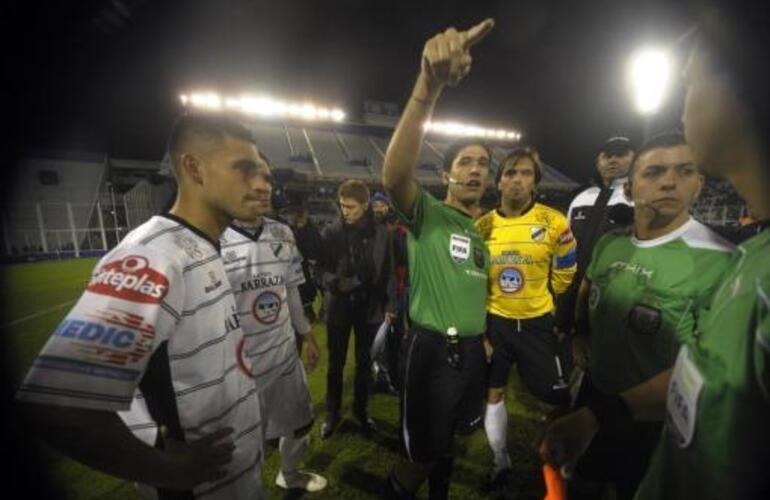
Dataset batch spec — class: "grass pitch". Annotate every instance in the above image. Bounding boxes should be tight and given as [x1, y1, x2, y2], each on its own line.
[3, 258, 547, 499]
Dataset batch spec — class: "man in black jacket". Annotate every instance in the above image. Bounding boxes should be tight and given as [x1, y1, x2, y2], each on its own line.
[320, 180, 393, 439]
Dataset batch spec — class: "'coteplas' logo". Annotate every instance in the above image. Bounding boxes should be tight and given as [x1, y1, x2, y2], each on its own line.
[88, 255, 169, 303]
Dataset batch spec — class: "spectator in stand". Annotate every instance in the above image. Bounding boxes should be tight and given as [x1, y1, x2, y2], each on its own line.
[371, 191, 392, 224]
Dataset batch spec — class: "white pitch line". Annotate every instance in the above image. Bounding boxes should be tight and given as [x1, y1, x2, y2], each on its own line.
[1, 300, 76, 329]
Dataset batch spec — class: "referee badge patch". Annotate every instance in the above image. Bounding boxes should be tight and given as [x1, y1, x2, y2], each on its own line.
[473, 247, 485, 268]
[449, 234, 471, 263]
[628, 303, 662, 335]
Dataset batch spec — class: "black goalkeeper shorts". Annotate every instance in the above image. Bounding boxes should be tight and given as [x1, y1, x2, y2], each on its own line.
[486, 312, 569, 405]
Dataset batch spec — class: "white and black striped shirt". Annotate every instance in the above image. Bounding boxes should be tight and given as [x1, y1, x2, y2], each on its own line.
[18, 214, 263, 500]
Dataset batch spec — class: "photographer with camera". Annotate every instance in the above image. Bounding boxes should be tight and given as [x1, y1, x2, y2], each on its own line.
[319, 180, 394, 439]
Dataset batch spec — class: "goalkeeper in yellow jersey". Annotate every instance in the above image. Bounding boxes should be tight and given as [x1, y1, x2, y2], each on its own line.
[475, 147, 577, 491]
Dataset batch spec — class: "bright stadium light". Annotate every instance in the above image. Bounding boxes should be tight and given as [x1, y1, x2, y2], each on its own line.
[628, 47, 672, 115]
[179, 91, 346, 123]
[423, 120, 521, 142]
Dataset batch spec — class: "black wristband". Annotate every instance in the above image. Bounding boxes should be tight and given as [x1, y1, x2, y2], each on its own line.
[587, 391, 633, 436]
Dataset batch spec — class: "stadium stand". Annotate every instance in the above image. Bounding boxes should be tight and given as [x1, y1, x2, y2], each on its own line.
[692, 178, 746, 227]
[3, 151, 108, 258]
[2, 117, 586, 262]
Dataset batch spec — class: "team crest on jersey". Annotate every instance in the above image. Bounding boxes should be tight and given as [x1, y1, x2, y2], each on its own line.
[531, 226, 546, 242]
[174, 234, 204, 260]
[449, 234, 471, 263]
[499, 267, 524, 293]
[589, 283, 601, 310]
[88, 255, 169, 304]
[252, 291, 282, 324]
[270, 242, 284, 258]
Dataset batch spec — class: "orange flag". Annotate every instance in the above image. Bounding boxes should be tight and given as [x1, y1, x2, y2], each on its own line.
[543, 464, 566, 500]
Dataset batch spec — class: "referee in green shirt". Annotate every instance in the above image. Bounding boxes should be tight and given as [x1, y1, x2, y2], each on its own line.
[540, 6, 770, 499]
[381, 19, 495, 500]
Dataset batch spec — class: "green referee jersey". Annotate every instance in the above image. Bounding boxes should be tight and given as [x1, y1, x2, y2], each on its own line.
[585, 218, 734, 395]
[636, 226, 770, 500]
[397, 187, 489, 337]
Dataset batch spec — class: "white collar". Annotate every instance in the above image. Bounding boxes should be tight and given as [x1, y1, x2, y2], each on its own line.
[631, 217, 695, 248]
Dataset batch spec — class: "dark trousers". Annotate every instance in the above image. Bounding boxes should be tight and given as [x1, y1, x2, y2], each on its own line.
[325, 302, 377, 418]
[571, 422, 662, 500]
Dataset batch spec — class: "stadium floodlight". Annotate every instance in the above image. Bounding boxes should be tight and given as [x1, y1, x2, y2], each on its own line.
[628, 47, 672, 115]
[179, 92, 346, 123]
[423, 120, 521, 142]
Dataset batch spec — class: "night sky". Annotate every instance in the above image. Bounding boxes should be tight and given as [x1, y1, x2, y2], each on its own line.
[8, 0, 697, 182]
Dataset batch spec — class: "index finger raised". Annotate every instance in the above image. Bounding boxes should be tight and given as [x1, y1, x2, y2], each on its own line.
[461, 18, 495, 49]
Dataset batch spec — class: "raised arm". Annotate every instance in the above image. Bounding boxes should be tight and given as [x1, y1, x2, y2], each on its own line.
[382, 19, 494, 214]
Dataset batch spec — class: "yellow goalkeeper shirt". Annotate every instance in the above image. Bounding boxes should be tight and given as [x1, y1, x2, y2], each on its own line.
[475, 202, 577, 319]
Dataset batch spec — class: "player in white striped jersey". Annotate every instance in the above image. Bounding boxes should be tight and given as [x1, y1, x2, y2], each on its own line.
[17, 113, 268, 500]
[221, 156, 327, 493]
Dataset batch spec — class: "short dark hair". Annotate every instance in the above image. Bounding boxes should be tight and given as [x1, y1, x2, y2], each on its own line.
[167, 112, 255, 168]
[442, 140, 493, 171]
[495, 147, 542, 185]
[337, 179, 370, 204]
[629, 131, 688, 180]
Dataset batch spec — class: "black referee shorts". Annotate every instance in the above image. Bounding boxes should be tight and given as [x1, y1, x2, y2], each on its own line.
[486, 312, 569, 405]
[399, 325, 487, 464]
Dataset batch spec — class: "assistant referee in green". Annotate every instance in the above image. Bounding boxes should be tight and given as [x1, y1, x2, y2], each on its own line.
[381, 19, 496, 500]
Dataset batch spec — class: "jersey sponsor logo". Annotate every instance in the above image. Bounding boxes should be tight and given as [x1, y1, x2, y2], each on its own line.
[499, 267, 524, 294]
[572, 208, 587, 221]
[241, 273, 285, 291]
[558, 229, 574, 245]
[449, 234, 471, 263]
[588, 283, 601, 310]
[224, 306, 240, 333]
[252, 291, 281, 324]
[87, 255, 169, 304]
[530, 226, 546, 242]
[490, 251, 534, 266]
[204, 270, 223, 293]
[465, 269, 487, 279]
[609, 261, 654, 280]
[53, 315, 154, 366]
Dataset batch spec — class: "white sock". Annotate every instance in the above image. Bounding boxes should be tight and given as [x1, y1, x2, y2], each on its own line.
[279, 433, 309, 478]
[484, 401, 511, 473]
